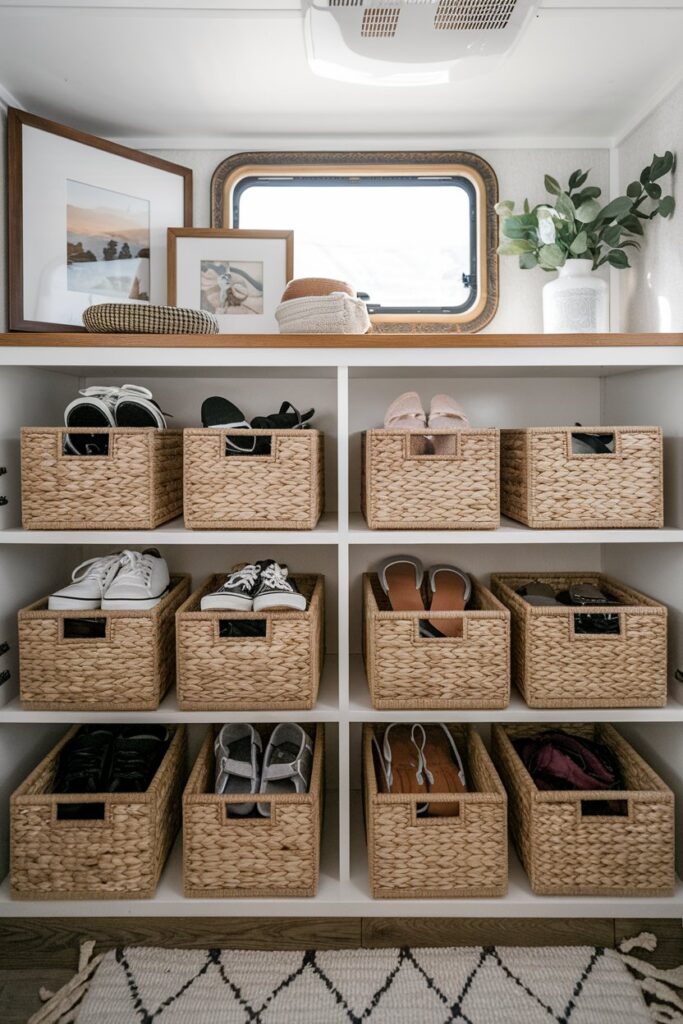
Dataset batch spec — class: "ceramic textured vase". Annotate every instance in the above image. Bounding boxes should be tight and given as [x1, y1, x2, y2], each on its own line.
[542, 258, 609, 333]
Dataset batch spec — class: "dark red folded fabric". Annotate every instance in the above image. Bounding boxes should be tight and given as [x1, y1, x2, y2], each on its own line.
[513, 730, 624, 792]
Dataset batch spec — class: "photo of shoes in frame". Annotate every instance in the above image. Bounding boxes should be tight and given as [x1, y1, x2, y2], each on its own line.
[167, 228, 294, 334]
[8, 107, 193, 332]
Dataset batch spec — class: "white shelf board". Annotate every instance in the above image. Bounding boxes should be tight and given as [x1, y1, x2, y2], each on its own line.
[0, 659, 339, 723]
[1, 345, 682, 374]
[2, 806, 680, 919]
[349, 656, 683, 722]
[348, 513, 683, 545]
[0, 513, 339, 546]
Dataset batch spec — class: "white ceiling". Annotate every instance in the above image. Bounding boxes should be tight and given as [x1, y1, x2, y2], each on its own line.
[1, 1, 683, 145]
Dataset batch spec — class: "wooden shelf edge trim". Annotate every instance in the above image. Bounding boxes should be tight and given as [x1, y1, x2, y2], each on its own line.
[0, 332, 682, 349]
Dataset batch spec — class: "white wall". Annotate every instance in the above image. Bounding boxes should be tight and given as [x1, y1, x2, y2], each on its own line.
[148, 146, 610, 334]
[617, 79, 683, 332]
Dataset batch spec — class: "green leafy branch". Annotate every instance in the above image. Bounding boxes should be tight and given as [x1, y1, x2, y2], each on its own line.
[495, 152, 676, 272]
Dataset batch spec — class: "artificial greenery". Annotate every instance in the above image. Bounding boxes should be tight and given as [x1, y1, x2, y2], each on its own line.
[496, 152, 676, 272]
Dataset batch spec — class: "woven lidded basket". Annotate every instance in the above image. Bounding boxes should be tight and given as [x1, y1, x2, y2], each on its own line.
[491, 572, 667, 709]
[363, 724, 507, 899]
[11, 724, 187, 900]
[500, 425, 663, 529]
[19, 576, 190, 711]
[21, 427, 183, 530]
[491, 723, 675, 896]
[176, 574, 324, 711]
[83, 302, 219, 334]
[183, 428, 324, 530]
[362, 428, 500, 530]
[363, 573, 510, 710]
[183, 724, 324, 898]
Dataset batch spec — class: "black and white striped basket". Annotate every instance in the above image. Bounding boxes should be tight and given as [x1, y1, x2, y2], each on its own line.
[83, 303, 219, 335]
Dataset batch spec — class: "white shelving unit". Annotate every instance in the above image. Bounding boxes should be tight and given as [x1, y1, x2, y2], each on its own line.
[0, 337, 682, 919]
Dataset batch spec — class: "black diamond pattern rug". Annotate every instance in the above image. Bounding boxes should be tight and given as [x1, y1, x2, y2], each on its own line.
[69, 944, 656, 1023]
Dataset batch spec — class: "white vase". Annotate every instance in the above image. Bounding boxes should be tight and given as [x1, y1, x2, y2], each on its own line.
[542, 258, 609, 334]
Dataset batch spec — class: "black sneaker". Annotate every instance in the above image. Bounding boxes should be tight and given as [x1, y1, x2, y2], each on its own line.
[252, 561, 307, 612]
[107, 726, 171, 793]
[200, 562, 265, 611]
[53, 725, 116, 794]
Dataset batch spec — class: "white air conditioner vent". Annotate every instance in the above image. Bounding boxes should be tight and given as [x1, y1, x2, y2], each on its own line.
[304, 0, 539, 85]
[362, 6, 401, 37]
[434, 0, 518, 32]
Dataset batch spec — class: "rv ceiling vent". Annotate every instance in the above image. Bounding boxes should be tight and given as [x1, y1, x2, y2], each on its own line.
[304, 0, 539, 85]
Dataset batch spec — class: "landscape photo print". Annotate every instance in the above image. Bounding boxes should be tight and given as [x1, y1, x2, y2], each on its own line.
[66, 179, 151, 301]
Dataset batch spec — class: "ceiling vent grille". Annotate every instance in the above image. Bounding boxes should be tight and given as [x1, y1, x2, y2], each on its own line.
[328, 0, 364, 7]
[361, 7, 401, 36]
[434, 0, 518, 31]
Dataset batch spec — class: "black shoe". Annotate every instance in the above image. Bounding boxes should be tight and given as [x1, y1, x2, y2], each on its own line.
[219, 619, 268, 638]
[201, 396, 256, 454]
[107, 727, 171, 793]
[250, 401, 314, 431]
[252, 561, 307, 612]
[53, 725, 116, 794]
[200, 561, 266, 611]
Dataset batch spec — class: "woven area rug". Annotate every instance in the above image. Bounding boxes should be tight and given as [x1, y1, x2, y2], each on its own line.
[30, 934, 683, 1024]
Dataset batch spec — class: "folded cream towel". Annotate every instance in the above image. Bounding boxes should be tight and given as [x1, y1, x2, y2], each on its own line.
[275, 292, 371, 334]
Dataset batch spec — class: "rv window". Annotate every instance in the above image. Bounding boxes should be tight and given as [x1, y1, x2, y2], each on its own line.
[234, 173, 478, 317]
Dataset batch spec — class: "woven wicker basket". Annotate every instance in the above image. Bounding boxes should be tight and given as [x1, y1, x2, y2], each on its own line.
[491, 723, 675, 896]
[183, 724, 323, 898]
[21, 427, 183, 530]
[176, 574, 324, 711]
[183, 428, 324, 530]
[500, 425, 663, 529]
[363, 724, 507, 899]
[363, 573, 510, 709]
[19, 576, 190, 711]
[491, 572, 667, 709]
[361, 428, 500, 530]
[11, 724, 187, 900]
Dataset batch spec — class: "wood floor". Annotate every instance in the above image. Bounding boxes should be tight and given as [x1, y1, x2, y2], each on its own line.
[2, 917, 681, 1023]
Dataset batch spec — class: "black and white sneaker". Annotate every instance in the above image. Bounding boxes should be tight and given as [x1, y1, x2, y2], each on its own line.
[252, 561, 307, 612]
[64, 385, 166, 455]
[200, 562, 264, 611]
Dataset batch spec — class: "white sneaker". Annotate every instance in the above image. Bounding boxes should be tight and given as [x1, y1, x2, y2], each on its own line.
[101, 548, 170, 610]
[48, 553, 125, 610]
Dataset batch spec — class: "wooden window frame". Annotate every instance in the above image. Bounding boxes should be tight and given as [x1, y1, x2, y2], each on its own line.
[211, 151, 499, 334]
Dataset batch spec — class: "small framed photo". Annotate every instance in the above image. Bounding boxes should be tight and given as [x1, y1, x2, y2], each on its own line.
[167, 228, 293, 334]
[8, 108, 192, 332]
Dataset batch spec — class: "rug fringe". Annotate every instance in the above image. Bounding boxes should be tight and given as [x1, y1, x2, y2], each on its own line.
[618, 932, 683, 1024]
[28, 940, 103, 1024]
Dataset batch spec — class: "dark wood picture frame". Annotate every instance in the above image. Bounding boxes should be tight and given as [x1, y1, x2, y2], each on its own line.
[211, 150, 499, 334]
[8, 107, 193, 333]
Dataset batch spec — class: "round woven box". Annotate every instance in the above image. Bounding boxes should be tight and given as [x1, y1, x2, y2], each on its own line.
[83, 303, 219, 334]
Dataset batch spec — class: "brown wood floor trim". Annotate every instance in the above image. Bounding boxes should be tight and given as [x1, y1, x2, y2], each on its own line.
[0, 332, 682, 349]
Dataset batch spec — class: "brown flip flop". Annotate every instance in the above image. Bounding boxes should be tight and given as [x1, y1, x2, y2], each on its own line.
[428, 564, 471, 638]
[417, 723, 468, 818]
[372, 724, 430, 813]
[378, 555, 425, 612]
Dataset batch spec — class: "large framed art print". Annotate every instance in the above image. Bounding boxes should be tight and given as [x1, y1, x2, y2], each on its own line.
[8, 108, 192, 332]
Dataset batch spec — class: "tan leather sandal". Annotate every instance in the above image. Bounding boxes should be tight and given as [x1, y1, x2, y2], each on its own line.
[428, 563, 471, 639]
[378, 554, 425, 612]
[418, 723, 468, 817]
[372, 723, 430, 813]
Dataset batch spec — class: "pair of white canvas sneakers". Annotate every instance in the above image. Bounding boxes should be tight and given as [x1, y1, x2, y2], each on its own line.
[48, 548, 170, 611]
